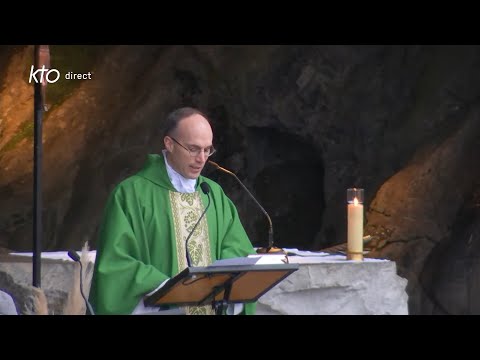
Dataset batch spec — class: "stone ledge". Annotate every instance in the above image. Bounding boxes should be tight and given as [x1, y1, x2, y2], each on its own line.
[0, 252, 94, 315]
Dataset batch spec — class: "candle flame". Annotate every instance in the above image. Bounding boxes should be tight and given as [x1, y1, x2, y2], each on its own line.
[353, 197, 359, 206]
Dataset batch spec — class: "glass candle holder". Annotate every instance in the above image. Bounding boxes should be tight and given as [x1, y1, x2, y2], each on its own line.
[347, 188, 364, 261]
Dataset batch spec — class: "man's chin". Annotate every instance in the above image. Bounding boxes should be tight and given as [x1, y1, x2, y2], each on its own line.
[187, 167, 203, 179]
[185, 172, 201, 179]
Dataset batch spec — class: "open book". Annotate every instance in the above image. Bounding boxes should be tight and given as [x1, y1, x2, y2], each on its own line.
[209, 254, 289, 267]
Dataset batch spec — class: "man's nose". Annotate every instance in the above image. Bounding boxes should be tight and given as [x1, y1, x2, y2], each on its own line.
[195, 151, 208, 162]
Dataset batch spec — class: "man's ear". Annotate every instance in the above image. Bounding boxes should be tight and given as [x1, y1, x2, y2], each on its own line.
[164, 136, 173, 152]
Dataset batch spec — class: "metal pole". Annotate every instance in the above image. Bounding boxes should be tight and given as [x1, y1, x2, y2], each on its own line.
[33, 45, 49, 287]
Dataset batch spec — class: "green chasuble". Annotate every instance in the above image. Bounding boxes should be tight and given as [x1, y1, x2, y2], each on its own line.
[89, 154, 257, 315]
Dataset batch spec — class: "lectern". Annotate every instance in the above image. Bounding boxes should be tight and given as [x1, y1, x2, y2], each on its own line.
[144, 263, 299, 315]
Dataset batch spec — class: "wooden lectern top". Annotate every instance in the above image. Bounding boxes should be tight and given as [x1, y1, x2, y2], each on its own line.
[144, 263, 299, 308]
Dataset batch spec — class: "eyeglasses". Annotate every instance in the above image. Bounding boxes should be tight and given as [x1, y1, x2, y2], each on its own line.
[170, 136, 217, 158]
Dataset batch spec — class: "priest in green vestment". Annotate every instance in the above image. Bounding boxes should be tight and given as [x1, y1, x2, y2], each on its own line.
[89, 107, 257, 315]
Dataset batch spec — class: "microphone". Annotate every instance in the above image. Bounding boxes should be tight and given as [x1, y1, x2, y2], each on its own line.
[208, 160, 284, 254]
[67, 250, 95, 315]
[185, 182, 212, 267]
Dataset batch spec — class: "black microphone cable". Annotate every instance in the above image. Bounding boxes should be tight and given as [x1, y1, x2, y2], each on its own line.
[67, 250, 95, 315]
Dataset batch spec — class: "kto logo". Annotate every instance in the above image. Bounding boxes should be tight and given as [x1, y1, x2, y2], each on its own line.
[28, 65, 60, 84]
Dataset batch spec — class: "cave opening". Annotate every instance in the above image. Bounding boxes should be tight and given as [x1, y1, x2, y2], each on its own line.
[244, 127, 325, 250]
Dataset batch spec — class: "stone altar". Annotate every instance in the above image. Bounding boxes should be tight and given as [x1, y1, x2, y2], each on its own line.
[255, 254, 409, 315]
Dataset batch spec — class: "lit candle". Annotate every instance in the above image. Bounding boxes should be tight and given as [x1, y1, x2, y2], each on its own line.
[347, 188, 364, 261]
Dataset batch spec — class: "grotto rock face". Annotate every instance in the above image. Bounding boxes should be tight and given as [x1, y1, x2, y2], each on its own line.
[366, 105, 480, 314]
[1, 45, 480, 314]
